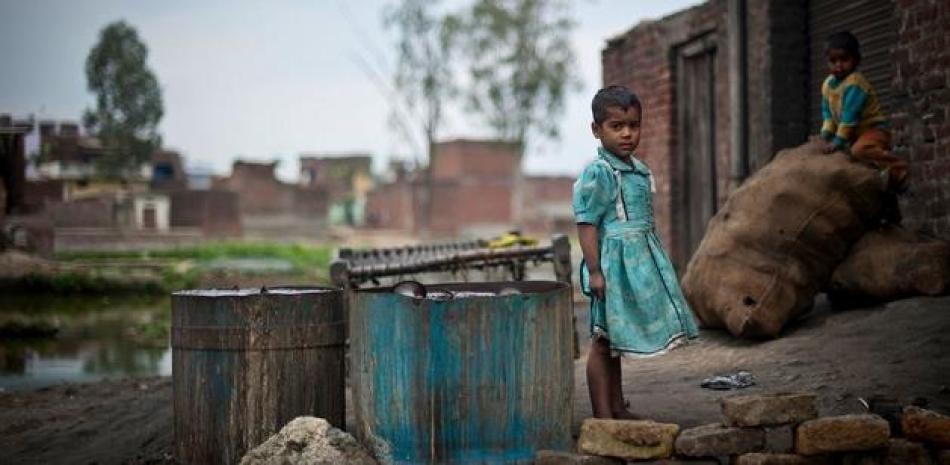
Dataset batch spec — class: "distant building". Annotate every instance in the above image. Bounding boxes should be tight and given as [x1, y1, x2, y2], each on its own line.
[0, 114, 33, 219]
[363, 139, 576, 238]
[428, 139, 520, 236]
[150, 150, 187, 191]
[212, 160, 327, 238]
[365, 159, 421, 232]
[33, 120, 150, 202]
[522, 175, 575, 236]
[299, 154, 373, 226]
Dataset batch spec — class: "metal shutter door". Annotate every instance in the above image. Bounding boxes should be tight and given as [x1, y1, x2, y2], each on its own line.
[809, 0, 897, 132]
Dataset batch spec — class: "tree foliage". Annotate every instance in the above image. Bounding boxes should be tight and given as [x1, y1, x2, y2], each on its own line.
[83, 21, 163, 177]
[383, 0, 459, 159]
[455, 0, 580, 149]
[384, 0, 461, 232]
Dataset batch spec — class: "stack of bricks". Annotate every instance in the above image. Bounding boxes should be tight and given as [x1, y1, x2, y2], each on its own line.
[536, 393, 950, 465]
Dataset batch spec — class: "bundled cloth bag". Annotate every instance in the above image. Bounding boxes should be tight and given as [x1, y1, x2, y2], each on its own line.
[828, 225, 950, 305]
[681, 140, 887, 338]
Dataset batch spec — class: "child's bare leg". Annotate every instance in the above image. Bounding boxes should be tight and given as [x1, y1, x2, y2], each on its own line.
[608, 355, 640, 419]
[587, 337, 613, 418]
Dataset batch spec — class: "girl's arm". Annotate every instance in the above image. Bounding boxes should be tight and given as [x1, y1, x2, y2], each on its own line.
[577, 223, 605, 300]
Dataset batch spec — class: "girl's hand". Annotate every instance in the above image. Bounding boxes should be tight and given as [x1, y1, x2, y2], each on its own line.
[589, 270, 606, 301]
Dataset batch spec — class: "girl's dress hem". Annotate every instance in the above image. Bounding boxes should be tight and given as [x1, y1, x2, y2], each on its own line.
[591, 325, 697, 359]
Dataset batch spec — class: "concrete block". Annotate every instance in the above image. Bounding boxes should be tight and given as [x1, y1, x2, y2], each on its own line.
[721, 393, 818, 427]
[674, 423, 764, 457]
[903, 406, 950, 448]
[764, 425, 795, 453]
[534, 450, 623, 465]
[796, 414, 890, 455]
[735, 453, 832, 465]
[840, 453, 884, 465]
[576, 419, 679, 461]
[882, 438, 933, 465]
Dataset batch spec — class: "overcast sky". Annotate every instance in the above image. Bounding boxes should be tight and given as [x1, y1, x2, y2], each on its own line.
[1, 0, 700, 181]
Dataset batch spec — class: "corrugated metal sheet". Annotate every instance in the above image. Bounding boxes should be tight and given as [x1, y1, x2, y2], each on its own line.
[809, 0, 898, 131]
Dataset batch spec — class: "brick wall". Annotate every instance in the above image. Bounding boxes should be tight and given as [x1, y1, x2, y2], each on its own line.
[365, 181, 417, 231]
[601, 1, 730, 264]
[746, 0, 810, 170]
[23, 180, 65, 213]
[426, 140, 519, 236]
[522, 176, 574, 235]
[891, 0, 950, 236]
[431, 140, 521, 180]
[429, 181, 513, 235]
[213, 161, 293, 214]
[47, 196, 115, 228]
[170, 190, 242, 237]
[603, 0, 950, 247]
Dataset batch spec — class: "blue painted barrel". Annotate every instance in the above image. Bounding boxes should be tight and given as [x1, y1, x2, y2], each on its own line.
[350, 281, 573, 465]
[171, 287, 345, 465]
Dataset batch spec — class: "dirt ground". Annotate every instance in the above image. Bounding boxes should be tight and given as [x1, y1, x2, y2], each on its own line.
[1, 294, 948, 465]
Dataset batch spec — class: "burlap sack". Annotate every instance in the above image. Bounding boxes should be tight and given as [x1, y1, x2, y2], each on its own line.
[828, 225, 950, 305]
[681, 140, 887, 338]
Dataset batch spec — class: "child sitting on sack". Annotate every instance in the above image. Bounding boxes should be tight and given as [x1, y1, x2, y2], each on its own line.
[819, 31, 908, 219]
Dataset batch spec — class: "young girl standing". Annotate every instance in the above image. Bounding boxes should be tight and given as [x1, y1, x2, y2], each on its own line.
[573, 85, 699, 419]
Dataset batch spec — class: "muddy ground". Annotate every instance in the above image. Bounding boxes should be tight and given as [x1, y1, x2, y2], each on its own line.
[1, 294, 948, 465]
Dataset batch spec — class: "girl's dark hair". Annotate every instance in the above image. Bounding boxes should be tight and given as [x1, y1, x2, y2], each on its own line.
[826, 31, 861, 63]
[592, 85, 642, 124]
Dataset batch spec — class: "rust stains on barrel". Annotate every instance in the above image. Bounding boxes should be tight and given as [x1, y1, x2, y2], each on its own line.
[350, 281, 574, 465]
[171, 287, 344, 465]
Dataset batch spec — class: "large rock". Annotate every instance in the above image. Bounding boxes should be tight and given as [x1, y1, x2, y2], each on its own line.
[721, 393, 818, 427]
[576, 419, 679, 460]
[736, 453, 832, 465]
[682, 140, 887, 338]
[796, 414, 890, 455]
[674, 423, 764, 457]
[902, 406, 950, 447]
[239, 417, 377, 465]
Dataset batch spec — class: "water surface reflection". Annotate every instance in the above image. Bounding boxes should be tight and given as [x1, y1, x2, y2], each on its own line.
[0, 295, 171, 391]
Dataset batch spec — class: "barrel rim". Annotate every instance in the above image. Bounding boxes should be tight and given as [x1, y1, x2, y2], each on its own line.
[172, 286, 340, 297]
[355, 280, 570, 297]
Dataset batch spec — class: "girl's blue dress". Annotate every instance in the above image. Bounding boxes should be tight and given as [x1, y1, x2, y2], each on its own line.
[573, 147, 699, 355]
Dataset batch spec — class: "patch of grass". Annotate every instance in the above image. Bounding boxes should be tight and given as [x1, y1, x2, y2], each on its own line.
[56, 241, 334, 274]
[41, 242, 334, 294]
[0, 271, 165, 294]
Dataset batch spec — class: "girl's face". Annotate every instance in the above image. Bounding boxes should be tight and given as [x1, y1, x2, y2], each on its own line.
[592, 105, 641, 158]
[827, 47, 857, 80]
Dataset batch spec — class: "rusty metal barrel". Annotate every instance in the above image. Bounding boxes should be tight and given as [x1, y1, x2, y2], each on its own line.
[171, 287, 344, 465]
[350, 281, 574, 465]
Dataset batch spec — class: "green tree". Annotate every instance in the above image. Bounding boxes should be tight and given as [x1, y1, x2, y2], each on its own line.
[454, 0, 580, 224]
[83, 21, 164, 177]
[384, 0, 460, 232]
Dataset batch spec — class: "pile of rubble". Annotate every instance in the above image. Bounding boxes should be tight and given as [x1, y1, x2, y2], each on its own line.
[541, 393, 950, 465]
